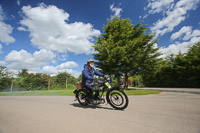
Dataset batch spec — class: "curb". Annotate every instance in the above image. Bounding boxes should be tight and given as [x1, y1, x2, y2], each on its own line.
[131, 88, 200, 95]
[149, 89, 200, 95]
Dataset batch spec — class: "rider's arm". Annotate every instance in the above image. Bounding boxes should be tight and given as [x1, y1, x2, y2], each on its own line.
[94, 69, 104, 77]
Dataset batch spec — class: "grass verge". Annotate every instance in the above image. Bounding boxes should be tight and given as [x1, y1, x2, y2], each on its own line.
[0, 89, 159, 96]
[124, 89, 159, 95]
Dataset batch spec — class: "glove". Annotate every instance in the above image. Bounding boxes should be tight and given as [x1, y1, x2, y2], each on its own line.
[104, 75, 109, 80]
[104, 75, 109, 78]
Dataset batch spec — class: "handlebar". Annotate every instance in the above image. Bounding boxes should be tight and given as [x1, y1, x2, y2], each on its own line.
[95, 75, 112, 85]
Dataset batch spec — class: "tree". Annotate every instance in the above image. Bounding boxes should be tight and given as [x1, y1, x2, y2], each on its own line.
[185, 42, 200, 87]
[93, 17, 161, 88]
[53, 72, 77, 88]
[18, 68, 29, 77]
[77, 74, 82, 81]
[16, 69, 51, 90]
[0, 65, 12, 91]
[142, 42, 200, 88]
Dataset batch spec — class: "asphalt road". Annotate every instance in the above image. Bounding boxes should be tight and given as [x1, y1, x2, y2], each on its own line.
[0, 92, 200, 133]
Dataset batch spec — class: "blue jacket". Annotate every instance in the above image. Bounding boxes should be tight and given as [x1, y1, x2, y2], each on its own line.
[82, 64, 104, 86]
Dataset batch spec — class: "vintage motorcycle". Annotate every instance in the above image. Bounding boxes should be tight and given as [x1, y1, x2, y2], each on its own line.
[74, 76, 129, 110]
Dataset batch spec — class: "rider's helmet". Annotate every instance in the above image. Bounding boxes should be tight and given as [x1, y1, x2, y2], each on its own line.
[87, 59, 94, 64]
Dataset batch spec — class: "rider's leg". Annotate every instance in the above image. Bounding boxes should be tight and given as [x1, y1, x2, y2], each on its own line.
[94, 90, 104, 101]
[84, 85, 94, 99]
[94, 90, 99, 97]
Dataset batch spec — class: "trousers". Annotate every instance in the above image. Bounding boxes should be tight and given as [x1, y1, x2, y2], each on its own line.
[84, 85, 99, 99]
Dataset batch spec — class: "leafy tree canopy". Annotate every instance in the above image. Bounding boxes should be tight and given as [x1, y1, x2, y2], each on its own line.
[93, 17, 161, 87]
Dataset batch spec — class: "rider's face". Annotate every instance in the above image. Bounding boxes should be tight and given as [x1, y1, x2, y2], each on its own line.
[89, 62, 93, 67]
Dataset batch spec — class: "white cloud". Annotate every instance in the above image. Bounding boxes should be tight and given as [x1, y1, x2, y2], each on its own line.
[17, 26, 27, 31]
[0, 61, 6, 65]
[18, 3, 100, 54]
[56, 61, 78, 70]
[4, 49, 80, 77]
[5, 49, 56, 71]
[149, 0, 200, 37]
[0, 21, 15, 44]
[17, 0, 21, 6]
[0, 5, 15, 45]
[146, 0, 174, 14]
[159, 42, 189, 58]
[110, 3, 122, 20]
[191, 30, 200, 38]
[189, 31, 200, 44]
[171, 26, 200, 41]
[0, 43, 2, 54]
[171, 26, 192, 40]
[142, 0, 200, 58]
[143, 0, 174, 19]
[0, 5, 4, 21]
[42, 61, 80, 77]
[153, 43, 158, 49]
[159, 28, 200, 58]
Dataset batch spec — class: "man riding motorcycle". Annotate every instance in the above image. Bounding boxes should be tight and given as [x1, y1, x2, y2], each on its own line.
[74, 59, 128, 110]
[82, 59, 104, 102]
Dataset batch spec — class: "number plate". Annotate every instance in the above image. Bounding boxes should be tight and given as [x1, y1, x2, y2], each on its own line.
[105, 82, 111, 89]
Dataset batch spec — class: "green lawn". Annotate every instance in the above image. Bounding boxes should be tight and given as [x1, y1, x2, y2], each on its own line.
[124, 89, 159, 95]
[0, 89, 159, 96]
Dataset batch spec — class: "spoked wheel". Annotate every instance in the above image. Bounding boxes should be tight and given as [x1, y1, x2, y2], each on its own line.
[77, 90, 88, 106]
[107, 89, 129, 110]
[110, 92, 124, 106]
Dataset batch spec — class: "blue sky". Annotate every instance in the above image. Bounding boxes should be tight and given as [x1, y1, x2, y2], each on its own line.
[0, 0, 200, 77]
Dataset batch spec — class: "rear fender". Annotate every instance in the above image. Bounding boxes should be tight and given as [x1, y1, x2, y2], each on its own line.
[74, 89, 85, 98]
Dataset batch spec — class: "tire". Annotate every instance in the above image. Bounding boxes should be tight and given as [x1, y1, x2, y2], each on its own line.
[77, 89, 88, 106]
[106, 89, 129, 110]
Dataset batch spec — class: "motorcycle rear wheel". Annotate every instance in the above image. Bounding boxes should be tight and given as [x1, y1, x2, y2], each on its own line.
[77, 90, 88, 106]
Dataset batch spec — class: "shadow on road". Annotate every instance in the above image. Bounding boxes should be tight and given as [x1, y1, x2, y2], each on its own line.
[70, 103, 123, 111]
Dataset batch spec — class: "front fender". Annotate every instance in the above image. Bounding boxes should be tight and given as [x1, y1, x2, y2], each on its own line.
[109, 87, 124, 92]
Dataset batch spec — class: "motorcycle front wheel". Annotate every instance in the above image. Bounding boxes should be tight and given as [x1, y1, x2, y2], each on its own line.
[106, 89, 129, 110]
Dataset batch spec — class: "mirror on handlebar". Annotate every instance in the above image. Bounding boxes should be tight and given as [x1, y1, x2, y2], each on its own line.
[104, 75, 110, 81]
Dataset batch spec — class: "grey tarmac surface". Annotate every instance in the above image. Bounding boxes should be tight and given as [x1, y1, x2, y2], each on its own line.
[0, 92, 200, 133]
